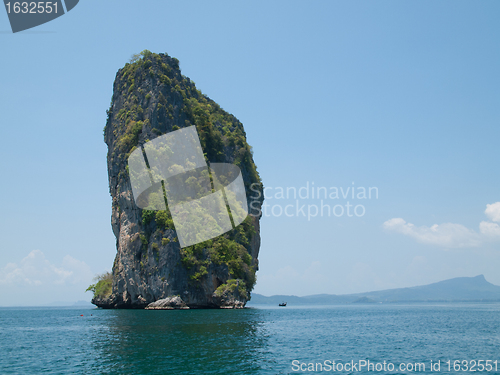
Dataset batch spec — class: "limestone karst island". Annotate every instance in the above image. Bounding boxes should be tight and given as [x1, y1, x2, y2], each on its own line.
[86, 51, 263, 309]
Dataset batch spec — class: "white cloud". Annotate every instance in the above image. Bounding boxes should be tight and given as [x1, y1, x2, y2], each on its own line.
[383, 218, 481, 248]
[0, 250, 93, 286]
[384, 201, 500, 248]
[479, 221, 500, 237]
[485, 202, 500, 222]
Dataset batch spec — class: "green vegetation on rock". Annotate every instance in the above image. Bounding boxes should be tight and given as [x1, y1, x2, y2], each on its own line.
[86, 272, 112, 299]
[215, 279, 249, 300]
[180, 215, 257, 295]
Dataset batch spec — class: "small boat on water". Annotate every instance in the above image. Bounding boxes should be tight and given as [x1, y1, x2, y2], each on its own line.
[279, 302, 287, 307]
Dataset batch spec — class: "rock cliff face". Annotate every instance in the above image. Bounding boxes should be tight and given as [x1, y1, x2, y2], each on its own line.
[95, 51, 263, 309]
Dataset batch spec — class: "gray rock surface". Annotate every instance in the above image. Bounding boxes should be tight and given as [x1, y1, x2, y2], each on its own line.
[145, 296, 189, 310]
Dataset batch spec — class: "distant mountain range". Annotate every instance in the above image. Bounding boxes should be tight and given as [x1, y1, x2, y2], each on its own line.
[248, 275, 500, 305]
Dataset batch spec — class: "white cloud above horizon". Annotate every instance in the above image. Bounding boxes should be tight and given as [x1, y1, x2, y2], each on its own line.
[384, 202, 500, 248]
[0, 250, 93, 288]
[479, 221, 500, 237]
[485, 202, 500, 222]
[0, 250, 97, 306]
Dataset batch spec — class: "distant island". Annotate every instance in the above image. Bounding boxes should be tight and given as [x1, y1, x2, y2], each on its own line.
[248, 275, 500, 305]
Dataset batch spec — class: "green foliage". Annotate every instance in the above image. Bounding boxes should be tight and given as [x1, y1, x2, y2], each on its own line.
[85, 272, 112, 299]
[141, 208, 175, 235]
[116, 119, 143, 153]
[130, 49, 152, 63]
[215, 279, 248, 300]
[152, 243, 159, 262]
[179, 216, 257, 292]
[129, 53, 141, 64]
[140, 233, 148, 251]
[160, 74, 171, 85]
[191, 266, 208, 282]
[180, 246, 200, 269]
[161, 63, 171, 74]
[142, 209, 155, 225]
[155, 210, 174, 229]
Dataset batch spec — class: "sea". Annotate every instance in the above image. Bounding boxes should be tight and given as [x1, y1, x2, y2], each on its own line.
[0, 303, 499, 374]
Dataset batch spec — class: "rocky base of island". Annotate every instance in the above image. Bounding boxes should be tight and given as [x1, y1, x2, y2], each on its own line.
[145, 296, 190, 310]
[92, 291, 247, 310]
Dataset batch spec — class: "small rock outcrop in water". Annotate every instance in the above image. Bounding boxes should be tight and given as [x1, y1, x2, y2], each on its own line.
[93, 50, 263, 309]
[145, 296, 189, 310]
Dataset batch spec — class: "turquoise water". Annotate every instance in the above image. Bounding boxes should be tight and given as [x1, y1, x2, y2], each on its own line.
[1, 304, 499, 374]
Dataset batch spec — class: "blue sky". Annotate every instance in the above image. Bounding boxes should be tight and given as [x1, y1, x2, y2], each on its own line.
[1, 1, 499, 305]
